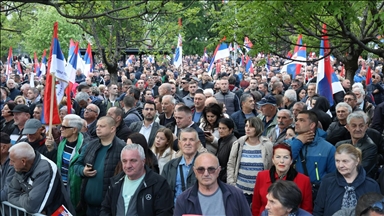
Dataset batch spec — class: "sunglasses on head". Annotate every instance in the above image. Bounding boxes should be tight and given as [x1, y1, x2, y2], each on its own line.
[195, 166, 219, 174]
[360, 199, 384, 216]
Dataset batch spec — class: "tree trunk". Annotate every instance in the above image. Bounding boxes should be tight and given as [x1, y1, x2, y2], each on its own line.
[343, 54, 359, 85]
[107, 63, 118, 84]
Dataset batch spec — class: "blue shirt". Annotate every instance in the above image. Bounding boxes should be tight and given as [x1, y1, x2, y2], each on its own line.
[174, 156, 194, 204]
[192, 111, 202, 123]
[353, 74, 366, 83]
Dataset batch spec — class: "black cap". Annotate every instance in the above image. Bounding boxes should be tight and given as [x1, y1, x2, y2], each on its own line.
[0, 132, 11, 144]
[11, 104, 30, 113]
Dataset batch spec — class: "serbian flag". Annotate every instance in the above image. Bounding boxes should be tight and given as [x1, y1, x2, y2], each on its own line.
[282, 36, 306, 78]
[16, 61, 23, 75]
[366, 66, 372, 85]
[286, 51, 292, 58]
[65, 42, 79, 114]
[44, 22, 64, 126]
[244, 36, 253, 52]
[83, 43, 93, 77]
[174, 34, 183, 68]
[34, 52, 40, 75]
[52, 205, 73, 216]
[68, 39, 76, 61]
[207, 41, 230, 75]
[39, 50, 47, 77]
[245, 56, 254, 73]
[316, 24, 344, 106]
[6, 47, 13, 78]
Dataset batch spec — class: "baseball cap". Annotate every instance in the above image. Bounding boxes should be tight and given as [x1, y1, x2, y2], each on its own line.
[11, 104, 30, 113]
[257, 95, 277, 106]
[22, 119, 42, 135]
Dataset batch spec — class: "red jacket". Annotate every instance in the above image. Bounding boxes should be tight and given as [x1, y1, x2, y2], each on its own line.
[251, 169, 313, 216]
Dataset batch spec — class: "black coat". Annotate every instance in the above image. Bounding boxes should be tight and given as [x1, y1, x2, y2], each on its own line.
[100, 167, 173, 216]
[216, 134, 237, 182]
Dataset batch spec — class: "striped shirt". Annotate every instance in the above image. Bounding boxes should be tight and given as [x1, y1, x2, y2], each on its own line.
[236, 142, 264, 194]
[61, 140, 77, 186]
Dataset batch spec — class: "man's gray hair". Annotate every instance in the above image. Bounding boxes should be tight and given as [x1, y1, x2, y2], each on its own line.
[278, 109, 294, 120]
[240, 94, 253, 106]
[60, 106, 75, 114]
[9, 142, 35, 160]
[347, 111, 368, 125]
[161, 83, 172, 94]
[179, 127, 199, 141]
[352, 86, 365, 96]
[203, 88, 214, 96]
[162, 95, 176, 105]
[284, 89, 297, 102]
[63, 114, 83, 132]
[75, 92, 90, 103]
[282, 74, 291, 81]
[336, 102, 352, 114]
[121, 144, 145, 160]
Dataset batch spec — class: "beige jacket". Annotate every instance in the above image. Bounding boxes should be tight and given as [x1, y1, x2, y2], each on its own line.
[226, 135, 273, 186]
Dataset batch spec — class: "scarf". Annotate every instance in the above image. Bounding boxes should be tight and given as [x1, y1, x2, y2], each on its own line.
[341, 186, 357, 209]
[269, 165, 298, 183]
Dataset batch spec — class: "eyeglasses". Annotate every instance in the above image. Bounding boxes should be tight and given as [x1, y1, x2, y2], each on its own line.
[84, 108, 97, 113]
[360, 199, 384, 216]
[195, 166, 219, 174]
[61, 125, 74, 130]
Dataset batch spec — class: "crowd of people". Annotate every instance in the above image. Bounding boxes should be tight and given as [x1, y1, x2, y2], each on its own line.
[0, 54, 384, 216]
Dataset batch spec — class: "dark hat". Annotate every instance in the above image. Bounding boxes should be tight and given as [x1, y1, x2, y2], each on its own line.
[22, 119, 42, 135]
[257, 95, 277, 106]
[11, 104, 30, 113]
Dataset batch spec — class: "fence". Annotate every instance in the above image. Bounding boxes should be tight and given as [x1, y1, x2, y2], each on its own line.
[1, 202, 45, 216]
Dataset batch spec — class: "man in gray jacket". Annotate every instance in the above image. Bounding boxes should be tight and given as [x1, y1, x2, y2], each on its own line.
[8, 142, 74, 215]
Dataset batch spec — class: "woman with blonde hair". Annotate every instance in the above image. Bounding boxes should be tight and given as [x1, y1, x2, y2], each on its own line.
[14, 95, 26, 105]
[313, 144, 380, 216]
[151, 128, 176, 174]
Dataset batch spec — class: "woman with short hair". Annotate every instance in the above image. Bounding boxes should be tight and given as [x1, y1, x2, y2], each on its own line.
[252, 143, 313, 215]
[313, 144, 380, 216]
[227, 116, 273, 205]
[261, 180, 312, 216]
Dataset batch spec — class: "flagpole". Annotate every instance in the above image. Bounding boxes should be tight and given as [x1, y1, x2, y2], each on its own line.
[48, 74, 55, 137]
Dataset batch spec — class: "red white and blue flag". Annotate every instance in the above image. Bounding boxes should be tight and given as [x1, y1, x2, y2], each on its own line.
[282, 35, 306, 78]
[68, 39, 76, 61]
[6, 47, 13, 78]
[83, 43, 93, 77]
[44, 22, 65, 125]
[65, 41, 79, 115]
[366, 66, 372, 85]
[316, 24, 344, 106]
[16, 61, 23, 75]
[207, 39, 230, 75]
[52, 205, 73, 216]
[245, 56, 254, 73]
[39, 49, 47, 77]
[244, 37, 253, 52]
[203, 47, 208, 62]
[34, 52, 40, 75]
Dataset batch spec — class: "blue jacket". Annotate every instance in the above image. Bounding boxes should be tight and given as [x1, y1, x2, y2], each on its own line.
[288, 129, 336, 184]
[174, 180, 251, 216]
[231, 110, 257, 137]
[313, 166, 380, 216]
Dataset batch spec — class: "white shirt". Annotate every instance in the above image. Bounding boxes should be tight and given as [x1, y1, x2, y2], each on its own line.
[139, 122, 154, 143]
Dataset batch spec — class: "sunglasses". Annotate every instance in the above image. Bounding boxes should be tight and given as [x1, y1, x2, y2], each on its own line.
[195, 166, 219, 174]
[61, 125, 74, 130]
[360, 199, 384, 216]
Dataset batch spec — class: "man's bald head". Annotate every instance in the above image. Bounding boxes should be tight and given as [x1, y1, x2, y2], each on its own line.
[204, 97, 218, 107]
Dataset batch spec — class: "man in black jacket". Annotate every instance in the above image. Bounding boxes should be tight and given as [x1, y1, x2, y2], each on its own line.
[100, 144, 173, 216]
[106, 107, 132, 142]
[336, 111, 378, 178]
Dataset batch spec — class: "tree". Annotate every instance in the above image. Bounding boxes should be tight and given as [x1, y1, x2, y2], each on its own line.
[213, 1, 384, 82]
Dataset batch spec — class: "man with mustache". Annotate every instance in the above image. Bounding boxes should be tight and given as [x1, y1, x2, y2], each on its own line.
[267, 109, 294, 144]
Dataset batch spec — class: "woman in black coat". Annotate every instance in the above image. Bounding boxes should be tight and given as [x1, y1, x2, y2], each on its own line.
[215, 118, 237, 182]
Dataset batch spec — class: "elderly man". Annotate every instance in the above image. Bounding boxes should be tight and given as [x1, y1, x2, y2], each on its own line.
[257, 95, 278, 136]
[283, 89, 297, 110]
[100, 144, 173, 215]
[326, 102, 352, 145]
[0, 133, 14, 201]
[8, 142, 74, 215]
[159, 95, 176, 126]
[129, 101, 163, 146]
[74, 117, 125, 215]
[267, 109, 294, 144]
[292, 101, 307, 120]
[231, 94, 257, 137]
[352, 87, 375, 124]
[84, 104, 100, 139]
[336, 112, 378, 178]
[10, 104, 30, 144]
[161, 128, 201, 204]
[174, 153, 251, 216]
